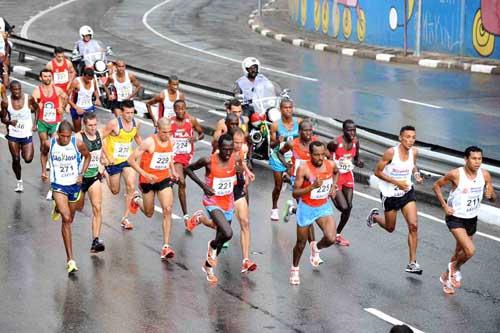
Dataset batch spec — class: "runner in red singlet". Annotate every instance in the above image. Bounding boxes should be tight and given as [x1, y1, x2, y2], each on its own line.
[46, 46, 76, 94]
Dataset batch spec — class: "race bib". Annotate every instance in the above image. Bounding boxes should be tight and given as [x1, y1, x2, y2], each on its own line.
[117, 86, 131, 101]
[337, 156, 354, 174]
[164, 108, 175, 119]
[213, 176, 235, 196]
[53, 71, 69, 85]
[150, 152, 172, 170]
[77, 94, 93, 109]
[294, 159, 306, 176]
[58, 161, 78, 179]
[310, 178, 333, 200]
[89, 150, 101, 169]
[9, 120, 28, 137]
[43, 102, 57, 123]
[465, 195, 481, 214]
[113, 142, 131, 159]
[173, 138, 191, 154]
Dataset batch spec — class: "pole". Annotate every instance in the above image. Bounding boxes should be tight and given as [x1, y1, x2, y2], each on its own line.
[415, 0, 422, 56]
[459, 0, 466, 56]
[258, 0, 262, 16]
[403, 0, 408, 56]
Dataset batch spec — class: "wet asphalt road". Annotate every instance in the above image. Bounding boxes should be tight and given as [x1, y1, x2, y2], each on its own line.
[2, 0, 500, 159]
[0, 79, 500, 332]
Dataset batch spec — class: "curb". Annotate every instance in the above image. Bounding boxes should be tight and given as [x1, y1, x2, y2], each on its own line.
[248, 2, 500, 75]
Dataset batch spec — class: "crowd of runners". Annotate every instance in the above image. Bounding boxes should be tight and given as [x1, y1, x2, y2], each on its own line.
[0, 28, 497, 295]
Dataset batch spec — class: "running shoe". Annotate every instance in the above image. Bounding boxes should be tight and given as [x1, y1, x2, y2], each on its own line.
[405, 261, 423, 275]
[309, 241, 321, 267]
[46, 189, 53, 201]
[120, 217, 134, 230]
[270, 208, 279, 221]
[185, 210, 203, 232]
[183, 214, 190, 224]
[14, 180, 24, 193]
[51, 203, 61, 222]
[129, 192, 140, 215]
[66, 259, 79, 274]
[439, 273, 455, 294]
[448, 262, 461, 288]
[289, 266, 300, 285]
[202, 263, 218, 284]
[335, 234, 350, 246]
[160, 245, 175, 260]
[281, 199, 295, 223]
[90, 238, 105, 253]
[241, 259, 257, 273]
[366, 208, 379, 227]
[206, 241, 217, 267]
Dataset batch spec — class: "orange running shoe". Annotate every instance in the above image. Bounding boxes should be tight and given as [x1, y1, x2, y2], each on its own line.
[185, 210, 203, 232]
[202, 263, 218, 284]
[120, 217, 134, 230]
[129, 192, 140, 215]
[335, 234, 350, 246]
[206, 241, 217, 267]
[160, 245, 175, 260]
[241, 259, 257, 273]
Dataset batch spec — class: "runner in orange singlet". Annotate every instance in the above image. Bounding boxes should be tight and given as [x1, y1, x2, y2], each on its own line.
[46, 46, 76, 94]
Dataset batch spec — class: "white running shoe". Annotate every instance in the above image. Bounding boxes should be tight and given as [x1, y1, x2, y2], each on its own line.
[309, 241, 321, 267]
[46, 189, 53, 201]
[289, 266, 300, 285]
[270, 209, 279, 221]
[15, 180, 24, 193]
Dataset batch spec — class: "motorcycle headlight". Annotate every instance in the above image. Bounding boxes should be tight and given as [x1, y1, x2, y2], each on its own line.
[94, 60, 107, 73]
[267, 108, 281, 122]
[250, 129, 263, 144]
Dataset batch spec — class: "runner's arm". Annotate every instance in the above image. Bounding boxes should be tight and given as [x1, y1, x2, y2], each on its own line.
[97, 129, 111, 165]
[127, 138, 152, 179]
[133, 122, 142, 145]
[278, 141, 292, 170]
[77, 139, 91, 182]
[191, 116, 205, 141]
[412, 148, 423, 183]
[66, 59, 77, 90]
[326, 138, 338, 160]
[67, 81, 81, 111]
[433, 169, 458, 215]
[93, 79, 102, 107]
[483, 170, 497, 202]
[354, 139, 364, 167]
[100, 118, 118, 139]
[0, 101, 11, 126]
[212, 119, 226, 146]
[374, 148, 397, 184]
[269, 121, 279, 148]
[28, 96, 39, 131]
[185, 157, 214, 195]
[145, 93, 163, 126]
[128, 73, 141, 100]
[292, 165, 318, 199]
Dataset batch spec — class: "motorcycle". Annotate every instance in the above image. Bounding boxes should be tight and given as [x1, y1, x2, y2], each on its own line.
[246, 80, 291, 161]
[71, 41, 113, 107]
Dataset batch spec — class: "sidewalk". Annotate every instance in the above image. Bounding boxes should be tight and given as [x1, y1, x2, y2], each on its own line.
[249, 0, 500, 75]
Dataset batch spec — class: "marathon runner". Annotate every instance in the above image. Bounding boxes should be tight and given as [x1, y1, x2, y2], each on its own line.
[46, 46, 76, 95]
[74, 112, 107, 253]
[170, 99, 204, 221]
[326, 119, 364, 246]
[290, 141, 338, 285]
[32, 68, 67, 199]
[41, 120, 91, 274]
[128, 118, 179, 260]
[0, 81, 39, 192]
[102, 99, 142, 229]
[213, 99, 249, 137]
[185, 134, 239, 283]
[146, 75, 185, 127]
[366, 125, 424, 275]
[67, 67, 101, 133]
[268, 99, 301, 221]
[433, 146, 496, 294]
[212, 113, 240, 150]
[105, 60, 141, 117]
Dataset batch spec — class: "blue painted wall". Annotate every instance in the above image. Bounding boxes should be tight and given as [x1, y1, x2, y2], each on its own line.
[288, 0, 500, 59]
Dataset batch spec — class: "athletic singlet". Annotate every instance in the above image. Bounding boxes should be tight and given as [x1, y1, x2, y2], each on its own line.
[334, 135, 357, 174]
[7, 94, 32, 139]
[38, 85, 61, 124]
[447, 167, 485, 219]
[300, 161, 334, 207]
[275, 117, 299, 160]
[51, 59, 70, 92]
[113, 71, 133, 102]
[139, 135, 173, 184]
[203, 154, 237, 211]
[161, 90, 180, 119]
[82, 131, 102, 178]
[171, 117, 194, 155]
[105, 117, 137, 165]
[75, 77, 95, 109]
[379, 145, 414, 198]
[49, 135, 81, 186]
[291, 137, 315, 176]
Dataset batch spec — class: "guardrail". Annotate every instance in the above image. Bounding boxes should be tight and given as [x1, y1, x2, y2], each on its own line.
[9, 35, 500, 189]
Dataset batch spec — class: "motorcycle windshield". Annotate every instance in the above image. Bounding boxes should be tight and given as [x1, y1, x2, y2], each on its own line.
[82, 40, 106, 66]
[252, 80, 277, 115]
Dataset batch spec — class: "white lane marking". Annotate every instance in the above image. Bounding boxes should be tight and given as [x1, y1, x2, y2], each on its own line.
[364, 308, 425, 333]
[20, 0, 80, 38]
[399, 98, 442, 109]
[354, 190, 500, 243]
[142, 0, 318, 82]
[154, 205, 180, 220]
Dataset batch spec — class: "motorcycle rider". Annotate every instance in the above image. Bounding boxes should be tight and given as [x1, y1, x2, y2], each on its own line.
[73, 25, 106, 74]
[234, 57, 273, 115]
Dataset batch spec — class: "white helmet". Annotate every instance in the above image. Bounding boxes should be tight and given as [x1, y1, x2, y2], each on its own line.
[241, 57, 260, 74]
[79, 25, 93, 38]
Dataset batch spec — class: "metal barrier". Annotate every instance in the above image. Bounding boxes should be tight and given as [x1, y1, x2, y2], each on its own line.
[9, 35, 500, 189]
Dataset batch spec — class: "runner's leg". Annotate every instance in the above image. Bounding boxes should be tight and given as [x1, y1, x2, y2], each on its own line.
[315, 215, 337, 250]
[292, 225, 310, 267]
[334, 187, 353, 234]
[401, 201, 419, 263]
[373, 210, 398, 232]
[21, 141, 34, 164]
[174, 163, 188, 215]
[235, 198, 250, 260]
[450, 229, 475, 270]
[271, 171, 283, 209]
[38, 131, 49, 175]
[88, 181, 103, 239]
[8, 141, 22, 180]
[53, 192, 74, 262]
[122, 167, 137, 219]
[208, 209, 233, 255]
[157, 187, 174, 245]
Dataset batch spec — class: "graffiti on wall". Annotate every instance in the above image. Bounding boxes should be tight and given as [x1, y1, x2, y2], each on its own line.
[472, 1, 500, 57]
